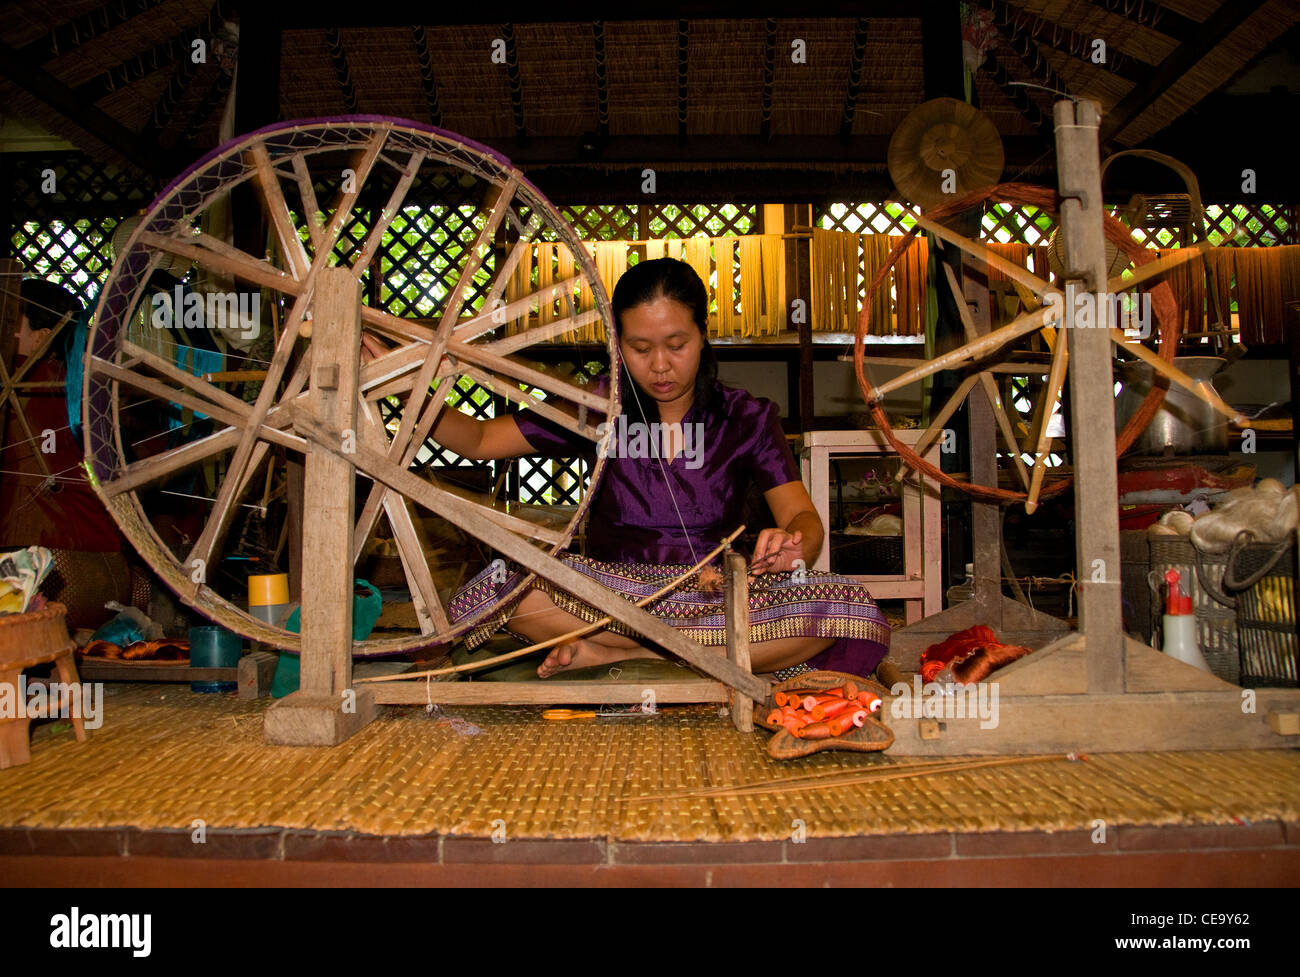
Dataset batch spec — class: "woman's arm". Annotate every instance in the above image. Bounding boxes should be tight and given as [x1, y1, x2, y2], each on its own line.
[431, 409, 535, 460]
[751, 480, 825, 574]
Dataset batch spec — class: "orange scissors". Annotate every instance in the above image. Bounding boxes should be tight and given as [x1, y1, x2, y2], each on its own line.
[542, 709, 598, 721]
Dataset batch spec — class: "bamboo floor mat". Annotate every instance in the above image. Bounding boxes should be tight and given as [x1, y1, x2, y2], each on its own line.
[2, 684, 1299, 841]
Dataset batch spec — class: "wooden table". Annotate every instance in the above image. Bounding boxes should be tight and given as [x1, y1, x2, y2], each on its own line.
[800, 429, 942, 624]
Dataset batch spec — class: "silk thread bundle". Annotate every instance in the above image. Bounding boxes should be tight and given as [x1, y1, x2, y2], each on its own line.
[892, 233, 929, 336]
[760, 234, 783, 336]
[738, 235, 762, 337]
[644, 239, 666, 261]
[861, 234, 893, 336]
[714, 236, 736, 337]
[505, 241, 534, 340]
[536, 242, 555, 326]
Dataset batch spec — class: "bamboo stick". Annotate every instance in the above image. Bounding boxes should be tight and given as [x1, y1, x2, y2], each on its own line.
[356, 525, 748, 684]
[912, 212, 1054, 298]
[1025, 338, 1069, 514]
[642, 753, 1069, 800]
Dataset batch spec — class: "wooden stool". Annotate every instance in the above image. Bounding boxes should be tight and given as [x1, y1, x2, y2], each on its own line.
[0, 603, 89, 769]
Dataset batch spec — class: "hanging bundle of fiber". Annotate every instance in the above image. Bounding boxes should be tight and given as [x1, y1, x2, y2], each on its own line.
[504, 240, 535, 340]
[760, 234, 783, 336]
[892, 233, 929, 336]
[860, 234, 894, 336]
[1234, 247, 1288, 346]
[714, 236, 737, 337]
[644, 239, 666, 261]
[738, 235, 763, 337]
[1153, 246, 1205, 336]
[536, 242, 555, 326]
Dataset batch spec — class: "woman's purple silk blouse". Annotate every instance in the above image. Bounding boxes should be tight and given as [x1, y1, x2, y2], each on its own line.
[513, 380, 801, 565]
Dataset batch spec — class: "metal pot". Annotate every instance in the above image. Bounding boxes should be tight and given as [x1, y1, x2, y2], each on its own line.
[1114, 356, 1228, 454]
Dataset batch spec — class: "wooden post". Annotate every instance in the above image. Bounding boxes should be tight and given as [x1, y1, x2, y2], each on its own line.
[1054, 99, 1125, 693]
[723, 550, 754, 732]
[265, 267, 376, 744]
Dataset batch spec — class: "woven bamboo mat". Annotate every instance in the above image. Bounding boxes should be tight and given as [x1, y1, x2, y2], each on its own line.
[2, 684, 1299, 841]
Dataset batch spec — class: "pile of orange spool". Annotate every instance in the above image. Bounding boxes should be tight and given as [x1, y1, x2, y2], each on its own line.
[767, 679, 883, 740]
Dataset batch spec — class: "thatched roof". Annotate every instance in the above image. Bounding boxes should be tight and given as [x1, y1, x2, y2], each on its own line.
[1, 1, 1296, 200]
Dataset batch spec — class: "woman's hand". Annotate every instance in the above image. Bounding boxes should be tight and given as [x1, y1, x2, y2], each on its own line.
[749, 528, 805, 577]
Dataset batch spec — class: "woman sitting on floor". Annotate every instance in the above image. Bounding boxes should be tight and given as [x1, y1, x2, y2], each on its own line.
[439, 257, 890, 680]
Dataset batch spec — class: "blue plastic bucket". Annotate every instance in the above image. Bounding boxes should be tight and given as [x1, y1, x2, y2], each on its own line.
[188, 625, 241, 693]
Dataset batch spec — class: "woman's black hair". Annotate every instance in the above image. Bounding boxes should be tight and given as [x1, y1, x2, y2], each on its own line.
[19, 278, 83, 364]
[610, 257, 721, 424]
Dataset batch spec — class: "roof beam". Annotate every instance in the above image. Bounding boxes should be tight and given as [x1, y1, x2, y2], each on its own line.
[1099, 0, 1271, 145]
[970, 0, 1146, 85]
[839, 17, 869, 142]
[324, 27, 360, 114]
[592, 21, 610, 139]
[986, 49, 1049, 134]
[0, 38, 175, 177]
[73, 2, 228, 104]
[990, 17, 1074, 99]
[759, 18, 776, 142]
[412, 26, 443, 127]
[677, 19, 690, 143]
[501, 22, 526, 142]
[15, 0, 166, 63]
[1083, 0, 1197, 45]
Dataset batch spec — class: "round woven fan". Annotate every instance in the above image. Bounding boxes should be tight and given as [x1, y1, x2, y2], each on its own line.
[888, 97, 1004, 210]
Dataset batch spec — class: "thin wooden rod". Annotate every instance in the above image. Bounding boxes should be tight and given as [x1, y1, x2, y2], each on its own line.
[1109, 329, 1243, 422]
[357, 525, 748, 684]
[452, 274, 583, 342]
[447, 339, 608, 411]
[477, 309, 604, 355]
[643, 754, 1070, 800]
[912, 212, 1054, 299]
[352, 150, 428, 271]
[1025, 338, 1069, 514]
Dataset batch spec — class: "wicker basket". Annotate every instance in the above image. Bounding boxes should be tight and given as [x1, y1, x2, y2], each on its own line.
[1222, 536, 1297, 688]
[1148, 537, 1238, 684]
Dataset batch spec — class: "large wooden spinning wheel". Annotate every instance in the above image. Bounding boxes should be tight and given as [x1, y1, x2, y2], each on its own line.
[855, 183, 1242, 513]
[83, 118, 619, 655]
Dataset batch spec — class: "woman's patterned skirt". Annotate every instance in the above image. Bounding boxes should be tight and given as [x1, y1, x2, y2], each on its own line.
[447, 556, 891, 679]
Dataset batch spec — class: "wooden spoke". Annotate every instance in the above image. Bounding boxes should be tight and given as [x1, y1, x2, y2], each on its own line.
[940, 264, 1031, 490]
[872, 301, 1059, 401]
[351, 372, 458, 563]
[1025, 338, 1069, 514]
[913, 212, 1053, 299]
[914, 373, 982, 458]
[138, 230, 297, 297]
[119, 340, 255, 419]
[1106, 240, 1212, 294]
[351, 150, 427, 271]
[89, 356, 305, 454]
[446, 340, 608, 412]
[457, 363, 604, 443]
[1109, 329, 1242, 422]
[452, 274, 584, 343]
[102, 426, 243, 497]
[288, 154, 323, 249]
[318, 133, 388, 256]
[249, 143, 311, 280]
[358, 400, 448, 635]
[477, 309, 603, 355]
[479, 210, 545, 310]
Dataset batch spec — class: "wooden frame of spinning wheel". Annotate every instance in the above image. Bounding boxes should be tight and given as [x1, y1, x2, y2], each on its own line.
[80, 118, 768, 747]
[875, 100, 1300, 755]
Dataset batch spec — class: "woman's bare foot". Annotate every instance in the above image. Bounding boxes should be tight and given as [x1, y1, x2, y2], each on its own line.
[537, 638, 656, 678]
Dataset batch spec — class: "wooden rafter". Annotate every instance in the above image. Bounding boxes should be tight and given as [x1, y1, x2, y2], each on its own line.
[1099, 0, 1271, 144]
[592, 21, 610, 137]
[14, 0, 165, 62]
[140, 47, 202, 146]
[971, 0, 1144, 85]
[986, 47, 1049, 135]
[759, 18, 776, 142]
[411, 25, 443, 126]
[677, 18, 689, 142]
[1083, 0, 1197, 44]
[502, 22, 526, 142]
[0, 38, 174, 177]
[73, 2, 228, 103]
[323, 27, 360, 114]
[839, 18, 869, 142]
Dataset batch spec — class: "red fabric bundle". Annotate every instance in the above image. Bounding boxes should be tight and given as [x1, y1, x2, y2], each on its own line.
[920, 625, 1032, 684]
